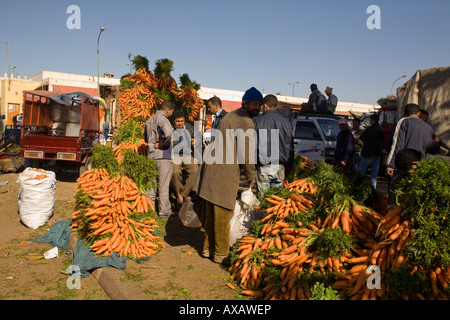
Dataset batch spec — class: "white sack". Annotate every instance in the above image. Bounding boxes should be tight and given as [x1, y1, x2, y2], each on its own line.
[17, 168, 56, 229]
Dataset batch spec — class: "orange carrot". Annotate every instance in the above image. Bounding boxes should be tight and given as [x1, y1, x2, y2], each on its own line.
[380, 205, 402, 224]
[226, 283, 235, 290]
[340, 210, 351, 234]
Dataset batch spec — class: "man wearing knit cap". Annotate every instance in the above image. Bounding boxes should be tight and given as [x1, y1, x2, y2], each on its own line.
[193, 87, 263, 265]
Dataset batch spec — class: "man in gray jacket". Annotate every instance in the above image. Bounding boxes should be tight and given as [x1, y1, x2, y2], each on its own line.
[144, 100, 176, 217]
[386, 103, 440, 177]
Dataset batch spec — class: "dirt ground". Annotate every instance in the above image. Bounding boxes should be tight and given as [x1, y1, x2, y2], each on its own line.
[0, 169, 238, 300]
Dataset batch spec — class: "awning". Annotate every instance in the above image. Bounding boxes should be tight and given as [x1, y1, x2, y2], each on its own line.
[52, 85, 100, 97]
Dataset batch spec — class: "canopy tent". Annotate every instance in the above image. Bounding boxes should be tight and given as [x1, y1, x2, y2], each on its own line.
[396, 66, 450, 151]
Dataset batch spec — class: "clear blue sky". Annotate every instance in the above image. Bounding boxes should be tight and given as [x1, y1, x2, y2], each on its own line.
[0, 0, 449, 105]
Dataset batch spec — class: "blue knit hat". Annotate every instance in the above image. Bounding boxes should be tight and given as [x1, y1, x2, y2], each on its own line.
[242, 87, 263, 104]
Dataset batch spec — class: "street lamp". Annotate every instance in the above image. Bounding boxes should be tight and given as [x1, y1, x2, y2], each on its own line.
[390, 74, 406, 96]
[288, 81, 299, 97]
[97, 27, 105, 96]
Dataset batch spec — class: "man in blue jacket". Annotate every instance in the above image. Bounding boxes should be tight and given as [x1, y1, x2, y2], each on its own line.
[254, 94, 294, 192]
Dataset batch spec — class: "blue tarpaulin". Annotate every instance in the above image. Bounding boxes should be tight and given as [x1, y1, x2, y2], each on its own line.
[29, 219, 127, 278]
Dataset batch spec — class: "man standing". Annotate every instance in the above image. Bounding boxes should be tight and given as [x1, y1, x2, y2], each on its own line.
[386, 103, 440, 177]
[171, 110, 198, 206]
[194, 87, 262, 265]
[254, 94, 294, 192]
[206, 96, 227, 143]
[335, 118, 354, 175]
[351, 118, 364, 173]
[325, 86, 338, 115]
[358, 114, 385, 189]
[144, 100, 176, 218]
[302, 84, 328, 115]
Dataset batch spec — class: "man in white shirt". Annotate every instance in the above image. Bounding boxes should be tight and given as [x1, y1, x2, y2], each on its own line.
[325, 86, 338, 115]
[206, 96, 227, 143]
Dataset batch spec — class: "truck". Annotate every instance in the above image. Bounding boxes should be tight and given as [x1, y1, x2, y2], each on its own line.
[20, 90, 102, 174]
[291, 113, 342, 164]
[396, 66, 450, 156]
[375, 96, 399, 148]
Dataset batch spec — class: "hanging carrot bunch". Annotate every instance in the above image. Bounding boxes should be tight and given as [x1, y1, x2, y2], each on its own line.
[118, 68, 160, 126]
[154, 58, 178, 94]
[177, 73, 203, 122]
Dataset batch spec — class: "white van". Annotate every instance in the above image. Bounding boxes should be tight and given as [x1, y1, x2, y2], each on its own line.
[291, 114, 341, 164]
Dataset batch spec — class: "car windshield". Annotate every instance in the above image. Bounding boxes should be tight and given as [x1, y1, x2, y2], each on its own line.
[317, 119, 340, 141]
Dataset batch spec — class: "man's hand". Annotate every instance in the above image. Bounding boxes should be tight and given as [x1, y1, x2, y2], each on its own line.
[386, 167, 394, 177]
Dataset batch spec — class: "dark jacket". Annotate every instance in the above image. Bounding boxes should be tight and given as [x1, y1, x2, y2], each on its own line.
[275, 107, 294, 124]
[253, 109, 294, 166]
[212, 109, 228, 131]
[335, 129, 354, 162]
[193, 107, 256, 210]
[360, 123, 385, 158]
[303, 89, 328, 114]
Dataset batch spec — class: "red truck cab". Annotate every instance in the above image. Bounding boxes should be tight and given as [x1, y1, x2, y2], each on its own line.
[377, 97, 398, 147]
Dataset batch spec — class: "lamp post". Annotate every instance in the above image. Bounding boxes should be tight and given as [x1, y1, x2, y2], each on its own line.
[97, 27, 105, 96]
[390, 74, 406, 96]
[288, 81, 299, 97]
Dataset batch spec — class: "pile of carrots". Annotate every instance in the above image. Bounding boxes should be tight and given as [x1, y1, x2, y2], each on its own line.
[118, 68, 161, 127]
[70, 168, 164, 259]
[119, 66, 204, 127]
[227, 177, 450, 300]
[177, 87, 204, 122]
[113, 139, 148, 163]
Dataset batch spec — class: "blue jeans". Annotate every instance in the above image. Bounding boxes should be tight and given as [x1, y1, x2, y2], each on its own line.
[256, 164, 285, 194]
[358, 157, 381, 189]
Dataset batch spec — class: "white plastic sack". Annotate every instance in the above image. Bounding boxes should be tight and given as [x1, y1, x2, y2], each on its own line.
[229, 188, 260, 247]
[17, 168, 56, 229]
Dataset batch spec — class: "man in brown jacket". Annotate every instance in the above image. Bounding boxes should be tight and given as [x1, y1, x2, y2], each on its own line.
[194, 87, 263, 264]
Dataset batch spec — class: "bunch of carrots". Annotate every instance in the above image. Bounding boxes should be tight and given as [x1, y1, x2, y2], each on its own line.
[119, 69, 162, 127]
[227, 176, 449, 300]
[177, 87, 204, 122]
[113, 139, 148, 163]
[334, 204, 450, 300]
[70, 168, 164, 259]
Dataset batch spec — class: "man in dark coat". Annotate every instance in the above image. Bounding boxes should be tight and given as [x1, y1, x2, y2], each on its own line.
[334, 118, 354, 175]
[194, 87, 263, 265]
[358, 114, 385, 189]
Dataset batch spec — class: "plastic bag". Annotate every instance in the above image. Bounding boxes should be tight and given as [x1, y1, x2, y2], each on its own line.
[178, 197, 204, 228]
[229, 187, 260, 247]
[17, 168, 56, 229]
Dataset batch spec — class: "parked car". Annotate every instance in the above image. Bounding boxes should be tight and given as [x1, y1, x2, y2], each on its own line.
[291, 114, 341, 164]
